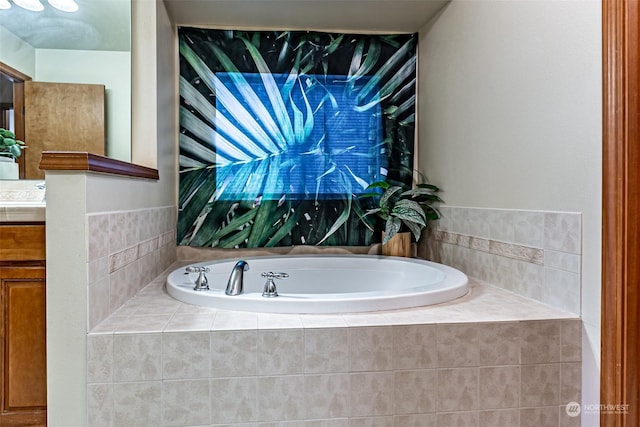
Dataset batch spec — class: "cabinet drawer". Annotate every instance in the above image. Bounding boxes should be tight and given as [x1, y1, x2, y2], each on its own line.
[0, 224, 46, 262]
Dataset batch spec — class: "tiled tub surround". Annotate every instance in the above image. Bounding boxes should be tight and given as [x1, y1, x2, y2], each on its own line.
[88, 265, 581, 427]
[86, 206, 178, 330]
[421, 207, 582, 315]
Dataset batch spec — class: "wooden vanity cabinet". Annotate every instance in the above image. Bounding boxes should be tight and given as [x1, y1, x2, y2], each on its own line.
[0, 223, 46, 426]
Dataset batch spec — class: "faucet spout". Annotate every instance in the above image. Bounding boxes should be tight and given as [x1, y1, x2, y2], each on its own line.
[225, 260, 249, 296]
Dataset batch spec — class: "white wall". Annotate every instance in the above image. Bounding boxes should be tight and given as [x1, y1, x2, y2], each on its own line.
[131, 0, 158, 169]
[35, 49, 132, 162]
[419, 1, 601, 425]
[0, 25, 35, 77]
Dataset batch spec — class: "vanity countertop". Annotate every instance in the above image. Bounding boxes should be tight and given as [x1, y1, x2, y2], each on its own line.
[0, 181, 46, 222]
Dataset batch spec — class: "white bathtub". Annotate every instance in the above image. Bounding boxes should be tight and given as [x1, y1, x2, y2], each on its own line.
[166, 255, 469, 314]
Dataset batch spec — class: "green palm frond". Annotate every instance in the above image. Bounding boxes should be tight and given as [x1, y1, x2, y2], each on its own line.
[178, 28, 418, 248]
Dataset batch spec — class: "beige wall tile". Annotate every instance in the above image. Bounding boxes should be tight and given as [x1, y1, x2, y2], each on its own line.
[304, 419, 349, 427]
[478, 366, 520, 409]
[467, 208, 491, 239]
[88, 278, 111, 331]
[258, 330, 304, 375]
[477, 322, 520, 366]
[257, 376, 305, 421]
[109, 266, 132, 313]
[437, 324, 479, 367]
[520, 320, 561, 364]
[88, 256, 109, 285]
[486, 255, 515, 292]
[436, 411, 479, 427]
[437, 368, 479, 412]
[130, 296, 182, 316]
[349, 416, 393, 427]
[543, 268, 581, 315]
[489, 210, 515, 243]
[212, 330, 258, 377]
[393, 369, 436, 414]
[512, 261, 544, 300]
[350, 372, 394, 417]
[543, 213, 581, 254]
[258, 313, 304, 329]
[392, 324, 437, 370]
[559, 404, 581, 427]
[304, 373, 350, 419]
[350, 327, 394, 372]
[87, 334, 113, 383]
[163, 331, 211, 379]
[545, 250, 581, 274]
[305, 328, 349, 374]
[113, 314, 172, 333]
[87, 213, 110, 261]
[211, 424, 258, 427]
[478, 409, 519, 427]
[393, 413, 436, 427]
[113, 381, 162, 427]
[258, 422, 305, 427]
[87, 383, 113, 427]
[109, 211, 131, 254]
[212, 310, 259, 330]
[520, 364, 560, 407]
[520, 406, 559, 427]
[138, 208, 156, 241]
[165, 312, 216, 332]
[513, 211, 544, 248]
[211, 376, 258, 424]
[561, 319, 582, 362]
[113, 333, 162, 381]
[560, 362, 582, 405]
[163, 379, 210, 426]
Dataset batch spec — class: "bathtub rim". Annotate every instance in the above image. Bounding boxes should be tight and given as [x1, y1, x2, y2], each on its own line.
[166, 254, 469, 314]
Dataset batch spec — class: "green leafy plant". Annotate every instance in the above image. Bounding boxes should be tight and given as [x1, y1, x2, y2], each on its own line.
[177, 29, 418, 248]
[0, 128, 25, 160]
[360, 178, 441, 244]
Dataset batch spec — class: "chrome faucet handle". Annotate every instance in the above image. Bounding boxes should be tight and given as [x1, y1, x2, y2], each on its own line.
[261, 272, 288, 298]
[261, 272, 289, 279]
[185, 266, 209, 274]
[185, 266, 210, 291]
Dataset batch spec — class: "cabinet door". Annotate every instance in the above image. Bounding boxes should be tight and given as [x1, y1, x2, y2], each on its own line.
[24, 81, 105, 179]
[0, 265, 46, 423]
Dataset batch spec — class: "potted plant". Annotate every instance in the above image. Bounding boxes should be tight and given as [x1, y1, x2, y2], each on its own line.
[0, 128, 25, 180]
[359, 177, 442, 257]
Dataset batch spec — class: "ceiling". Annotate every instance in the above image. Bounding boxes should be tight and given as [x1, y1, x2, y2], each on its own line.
[163, 0, 451, 34]
[0, 0, 130, 51]
[0, 0, 448, 53]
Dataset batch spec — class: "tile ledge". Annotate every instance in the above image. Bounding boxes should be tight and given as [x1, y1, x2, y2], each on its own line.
[89, 261, 578, 335]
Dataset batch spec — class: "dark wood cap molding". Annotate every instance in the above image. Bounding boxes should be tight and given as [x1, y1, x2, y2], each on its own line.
[39, 151, 159, 180]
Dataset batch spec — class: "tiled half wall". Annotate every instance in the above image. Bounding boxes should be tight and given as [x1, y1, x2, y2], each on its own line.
[421, 206, 582, 315]
[86, 206, 178, 330]
[87, 318, 582, 427]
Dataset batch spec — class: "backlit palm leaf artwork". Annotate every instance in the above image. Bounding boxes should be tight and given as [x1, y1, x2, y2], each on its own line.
[178, 28, 418, 248]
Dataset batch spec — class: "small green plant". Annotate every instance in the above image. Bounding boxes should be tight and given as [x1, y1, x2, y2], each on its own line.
[359, 178, 442, 244]
[0, 128, 25, 160]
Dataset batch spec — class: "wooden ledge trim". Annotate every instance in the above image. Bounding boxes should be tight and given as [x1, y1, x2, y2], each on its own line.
[39, 151, 159, 180]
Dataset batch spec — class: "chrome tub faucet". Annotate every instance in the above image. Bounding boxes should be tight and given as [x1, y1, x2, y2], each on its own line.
[225, 260, 249, 295]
